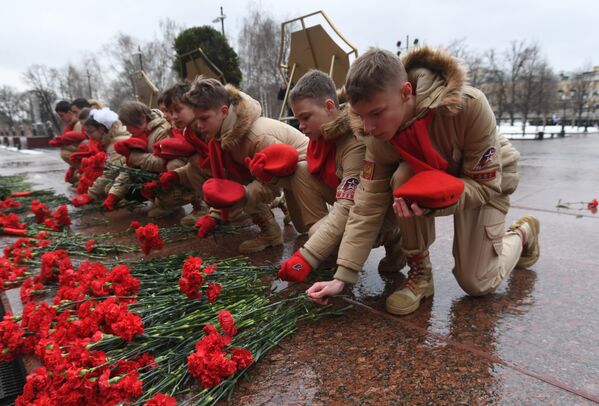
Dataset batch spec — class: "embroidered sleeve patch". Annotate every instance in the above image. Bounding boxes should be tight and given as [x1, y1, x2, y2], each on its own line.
[473, 146, 497, 170]
[361, 160, 375, 180]
[336, 177, 360, 201]
[472, 170, 497, 181]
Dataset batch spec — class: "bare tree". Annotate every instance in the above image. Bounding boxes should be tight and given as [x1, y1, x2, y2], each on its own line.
[517, 43, 542, 133]
[102, 33, 140, 108]
[484, 49, 507, 123]
[144, 19, 182, 91]
[237, 4, 288, 118]
[505, 41, 530, 125]
[444, 38, 486, 88]
[532, 61, 558, 127]
[569, 65, 594, 127]
[22, 64, 60, 129]
[0, 86, 28, 126]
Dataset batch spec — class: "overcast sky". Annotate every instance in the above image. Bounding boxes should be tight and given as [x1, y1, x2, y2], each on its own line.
[1, 0, 597, 91]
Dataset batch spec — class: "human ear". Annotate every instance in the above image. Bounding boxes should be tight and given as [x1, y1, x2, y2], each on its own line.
[401, 82, 413, 100]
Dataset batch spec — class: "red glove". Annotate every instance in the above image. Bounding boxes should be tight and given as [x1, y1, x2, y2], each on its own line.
[113, 141, 131, 158]
[195, 215, 217, 238]
[278, 250, 313, 282]
[101, 194, 121, 211]
[65, 167, 76, 183]
[159, 171, 179, 190]
[71, 194, 94, 207]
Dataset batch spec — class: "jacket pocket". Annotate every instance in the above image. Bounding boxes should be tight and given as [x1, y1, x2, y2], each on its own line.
[484, 221, 504, 256]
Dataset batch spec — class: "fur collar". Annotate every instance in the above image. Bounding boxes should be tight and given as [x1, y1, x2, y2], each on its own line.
[401, 46, 467, 116]
[320, 105, 352, 141]
[219, 85, 262, 150]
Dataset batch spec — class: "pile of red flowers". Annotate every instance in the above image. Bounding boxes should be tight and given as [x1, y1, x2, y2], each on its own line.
[30, 199, 51, 223]
[76, 151, 107, 194]
[0, 212, 26, 230]
[187, 310, 253, 388]
[135, 223, 164, 255]
[179, 256, 221, 301]
[42, 204, 72, 231]
[0, 197, 21, 210]
[141, 180, 159, 199]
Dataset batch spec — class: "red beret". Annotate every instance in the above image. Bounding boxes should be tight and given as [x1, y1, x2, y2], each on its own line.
[114, 138, 148, 157]
[246, 144, 299, 182]
[202, 178, 246, 209]
[153, 137, 196, 160]
[49, 131, 86, 147]
[393, 170, 464, 209]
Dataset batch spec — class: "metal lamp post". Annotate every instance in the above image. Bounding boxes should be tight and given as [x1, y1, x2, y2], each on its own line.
[396, 36, 420, 56]
[212, 7, 226, 37]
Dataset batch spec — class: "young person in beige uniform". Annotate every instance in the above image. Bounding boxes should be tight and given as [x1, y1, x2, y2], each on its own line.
[117, 101, 195, 218]
[307, 47, 540, 315]
[181, 78, 308, 254]
[277, 70, 404, 282]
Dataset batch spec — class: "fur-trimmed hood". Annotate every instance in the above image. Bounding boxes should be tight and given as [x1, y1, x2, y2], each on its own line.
[219, 85, 262, 150]
[320, 105, 352, 141]
[146, 109, 168, 132]
[401, 46, 467, 117]
[348, 46, 468, 137]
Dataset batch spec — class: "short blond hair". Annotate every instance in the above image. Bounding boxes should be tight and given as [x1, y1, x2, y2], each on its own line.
[118, 101, 152, 127]
[345, 48, 407, 104]
[182, 76, 229, 110]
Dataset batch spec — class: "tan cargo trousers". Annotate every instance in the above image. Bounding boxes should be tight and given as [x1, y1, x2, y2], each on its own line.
[398, 197, 522, 296]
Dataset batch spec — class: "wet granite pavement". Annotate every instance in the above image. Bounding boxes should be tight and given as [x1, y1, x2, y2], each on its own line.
[1, 134, 599, 405]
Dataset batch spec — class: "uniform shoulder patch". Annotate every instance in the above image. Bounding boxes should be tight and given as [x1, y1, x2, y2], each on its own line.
[336, 177, 360, 201]
[361, 160, 375, 180]
[472, 170, 497, 181]
[473, 147, 497, 170]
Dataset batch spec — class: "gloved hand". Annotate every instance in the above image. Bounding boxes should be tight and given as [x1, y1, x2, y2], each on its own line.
[159, 171, 179, 191]
[195, 215, 218, 238]
[71, 194, 94, 207]
[101, 194, 121, 211]
[278, 250, 314, 282]
[65, 167, 76, 183]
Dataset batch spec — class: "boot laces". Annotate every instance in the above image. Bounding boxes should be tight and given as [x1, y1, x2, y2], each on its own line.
[404, 254, 429, 293]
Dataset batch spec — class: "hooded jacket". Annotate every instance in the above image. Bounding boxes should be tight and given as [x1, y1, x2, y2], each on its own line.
[299, 107, 367, 264]
[334, 46, 520, 284]
[87, 120, 131, 199]
[126, 109, 172, 172]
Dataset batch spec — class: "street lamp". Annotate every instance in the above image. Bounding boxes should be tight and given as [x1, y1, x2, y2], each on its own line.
[396, 36, 419, 56]
[557, 88, 575, 137]
[212, 6, 226, 37]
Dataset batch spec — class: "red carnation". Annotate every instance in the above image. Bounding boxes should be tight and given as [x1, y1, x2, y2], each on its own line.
[217, 310, 237, 338]
[135, 223, 163, 255]
[205, 283, 222, 303]
[232, 348, 254, 369]
[30, 200, 51, 223]
[85, 239, 96, 253]
[52, 205, 71, 228]
[130, 220, 141, 229]
[588, 198, 598, 209]
[141, 181, 159, 199]
[144, 393, 176, 406]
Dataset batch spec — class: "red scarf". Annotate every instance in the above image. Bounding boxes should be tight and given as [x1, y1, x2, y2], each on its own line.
[389, 111, 446, 173]
[183, 127, 211, 169]
[207, 139, 252, 182]
[307, 138, 339, 190]
[128, 126, 151, 142]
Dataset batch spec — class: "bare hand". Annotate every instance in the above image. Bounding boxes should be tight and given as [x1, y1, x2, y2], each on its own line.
[393, 197, 424, 218]
[306, 279, 345, 304]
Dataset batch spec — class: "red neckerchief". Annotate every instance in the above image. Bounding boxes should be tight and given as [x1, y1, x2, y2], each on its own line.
[182, 127, 210, 169]
[307, 138, 339, 189]
[389, 111, 446, 173]
[62, 121, 76, 134]
[207, 139, 252, 182]
[128, 126, 151, 141]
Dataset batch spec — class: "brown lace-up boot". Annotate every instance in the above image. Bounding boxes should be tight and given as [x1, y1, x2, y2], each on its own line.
[385, 252, 434, 315]
[238, 210, 283, 254]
